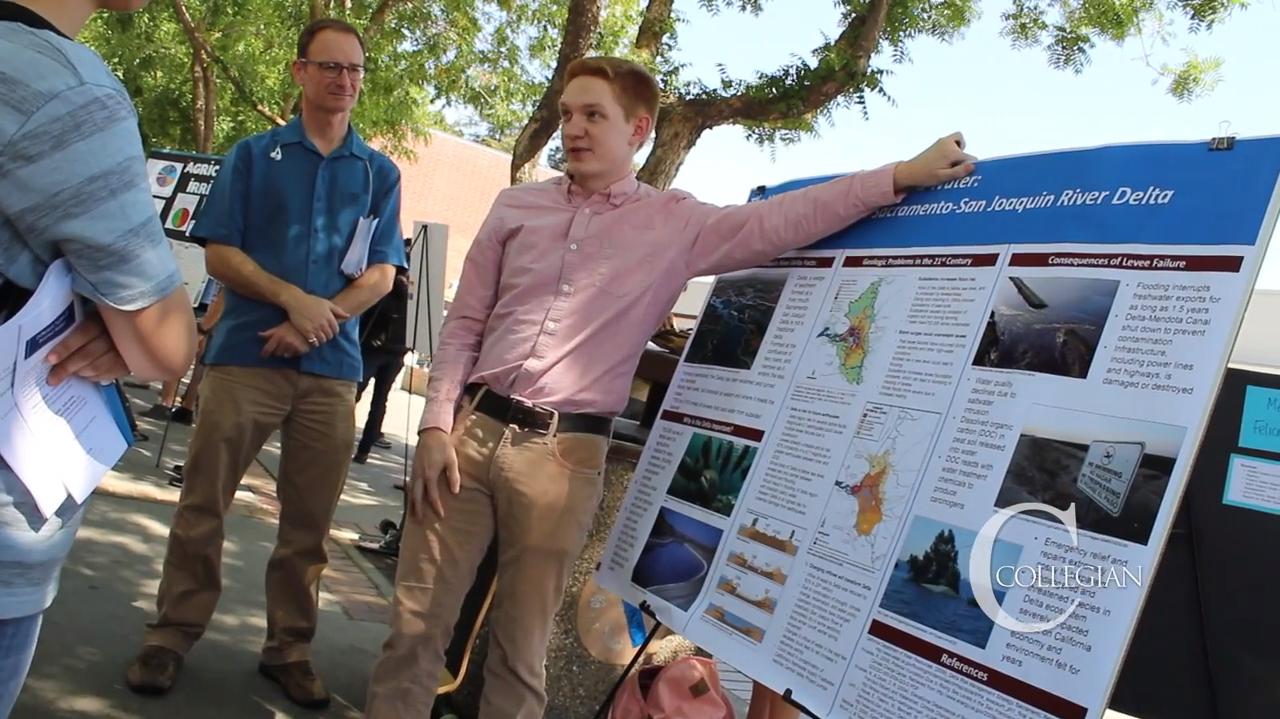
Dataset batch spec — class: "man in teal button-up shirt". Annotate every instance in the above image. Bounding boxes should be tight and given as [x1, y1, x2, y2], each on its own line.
[124, 17, 407, 710]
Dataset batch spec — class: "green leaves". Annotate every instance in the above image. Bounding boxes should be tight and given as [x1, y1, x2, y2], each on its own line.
[80, 0, 586, 156]
[79, 0, 1248, 188]
[997, 0, 1245, 102]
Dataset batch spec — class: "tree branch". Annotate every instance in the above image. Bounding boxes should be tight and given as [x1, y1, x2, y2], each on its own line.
[509, 0, 606, 184]
[171, 0, 286, 126]
[703, 0, 890, 125]
[634, 0, 675, 61]
[365, 0, 408, 41]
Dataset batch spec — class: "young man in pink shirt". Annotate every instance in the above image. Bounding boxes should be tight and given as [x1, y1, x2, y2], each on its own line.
[362, 55, 976, 718]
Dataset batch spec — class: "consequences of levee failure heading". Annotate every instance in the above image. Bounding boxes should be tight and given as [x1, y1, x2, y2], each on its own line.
[969, 502, 1144, 635]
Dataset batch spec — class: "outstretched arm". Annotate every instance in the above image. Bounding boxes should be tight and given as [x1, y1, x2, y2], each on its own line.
[682, 164, 903, 278]
[680, 133, 977, 278]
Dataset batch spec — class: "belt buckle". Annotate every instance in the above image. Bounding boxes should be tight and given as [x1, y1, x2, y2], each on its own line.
[507, 397, 546, 433]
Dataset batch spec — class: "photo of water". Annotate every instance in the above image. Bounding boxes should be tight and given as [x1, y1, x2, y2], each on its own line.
[878, 515, 1023, 650]
[630, 507, 724, 611]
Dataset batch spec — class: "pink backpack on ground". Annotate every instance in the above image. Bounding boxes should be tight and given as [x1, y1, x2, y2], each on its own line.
[609, 656, 737, 719]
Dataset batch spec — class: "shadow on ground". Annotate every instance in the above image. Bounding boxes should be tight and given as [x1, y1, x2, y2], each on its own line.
[12, 495, 383, 719]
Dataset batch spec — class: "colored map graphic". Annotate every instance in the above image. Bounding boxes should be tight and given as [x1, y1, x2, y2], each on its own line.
[795, 276, 901, 392]
[811, 403, 941, 571]
[817, 278, 881, 384]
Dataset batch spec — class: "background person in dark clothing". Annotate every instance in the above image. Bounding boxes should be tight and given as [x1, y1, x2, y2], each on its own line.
[354, 245, 411, 464]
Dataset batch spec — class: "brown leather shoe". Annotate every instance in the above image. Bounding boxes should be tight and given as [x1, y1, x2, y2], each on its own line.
[125, 645, 184, 695]
[258, 660, 331, 709]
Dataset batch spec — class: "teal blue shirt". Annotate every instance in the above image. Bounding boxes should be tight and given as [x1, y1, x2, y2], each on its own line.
[196, 116, 407, 382]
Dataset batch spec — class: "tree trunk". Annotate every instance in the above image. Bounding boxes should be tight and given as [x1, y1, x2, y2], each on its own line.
[190, 18, 216, 154]
[191, 48, 207, 152]
[200, 55, 217, 153]
[513, 162, 543, 185]
[636, 108, 707, 190]
[508, 0, 605, 184]
[171, 0, 286, 126]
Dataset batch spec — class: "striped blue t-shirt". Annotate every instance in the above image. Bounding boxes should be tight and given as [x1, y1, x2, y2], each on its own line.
[0, 8, 184, 619]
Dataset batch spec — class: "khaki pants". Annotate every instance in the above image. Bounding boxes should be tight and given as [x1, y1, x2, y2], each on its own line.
[363, 389, 608, 719]
[141, 366, 356, 664]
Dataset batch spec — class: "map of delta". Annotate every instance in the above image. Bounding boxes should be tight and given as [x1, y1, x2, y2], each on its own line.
[850, 449, 891, 536]
[817, 278, 882, 384]
[812, 402, 940, 572]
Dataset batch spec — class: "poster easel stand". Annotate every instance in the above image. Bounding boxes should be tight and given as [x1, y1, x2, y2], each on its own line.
[590, 600, 664, 719]
[356, 226, 435, 559]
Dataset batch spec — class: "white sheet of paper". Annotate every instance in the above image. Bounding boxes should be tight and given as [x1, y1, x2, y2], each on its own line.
[0, 258, 129, 516]
[341, 215, 378, 278]
[168, 239, 209, 307]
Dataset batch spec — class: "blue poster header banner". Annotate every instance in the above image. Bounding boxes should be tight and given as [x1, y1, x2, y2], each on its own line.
[753, 136, 1280, 251]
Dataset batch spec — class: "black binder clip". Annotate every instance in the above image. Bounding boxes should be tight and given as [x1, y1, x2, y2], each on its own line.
[1208, 120, 1236, 152]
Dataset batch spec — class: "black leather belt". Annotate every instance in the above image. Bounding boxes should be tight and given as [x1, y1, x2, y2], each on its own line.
[464, 383, 614, 437]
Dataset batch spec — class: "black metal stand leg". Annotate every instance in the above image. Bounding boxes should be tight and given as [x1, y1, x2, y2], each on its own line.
[591, 601, 663, 719]
[154, 414, 175, 468]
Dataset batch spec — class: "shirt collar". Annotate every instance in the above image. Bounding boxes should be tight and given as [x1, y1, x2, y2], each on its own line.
[562, 172, 640, 207]
[275, 114, 371, 159]
[0, 2, 70, 40]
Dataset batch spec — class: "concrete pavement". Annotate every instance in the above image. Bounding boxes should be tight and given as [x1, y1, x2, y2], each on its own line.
[10, 380, 412, 718]
[11, 493, 379, 719]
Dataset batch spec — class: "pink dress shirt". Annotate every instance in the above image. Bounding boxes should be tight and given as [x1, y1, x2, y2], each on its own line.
[420, 165, 903, 433]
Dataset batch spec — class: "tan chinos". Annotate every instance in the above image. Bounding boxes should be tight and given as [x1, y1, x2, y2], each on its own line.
[141, 366, 356, 664]
[363, 385, 611, 719]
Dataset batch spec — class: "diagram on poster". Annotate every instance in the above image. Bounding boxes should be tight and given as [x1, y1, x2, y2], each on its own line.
[594, 135, 1280, 719]
[812, 402, 940, 571]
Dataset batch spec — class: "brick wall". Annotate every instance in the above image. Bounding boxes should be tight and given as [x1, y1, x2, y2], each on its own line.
[385, 131, 560, 300]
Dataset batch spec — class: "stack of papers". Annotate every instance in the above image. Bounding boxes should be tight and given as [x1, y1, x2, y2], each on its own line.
[0, 258, 132, 517]
[341, 215, 379, 278]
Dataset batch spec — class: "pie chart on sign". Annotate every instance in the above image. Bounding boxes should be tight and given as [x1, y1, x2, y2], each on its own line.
[156, 164, 179, 188]
[169, 206, 192, 229]
[164, 193, 200, 232]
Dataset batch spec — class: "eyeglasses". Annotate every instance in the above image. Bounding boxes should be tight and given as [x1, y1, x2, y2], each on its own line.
[300, 59, 366, 81]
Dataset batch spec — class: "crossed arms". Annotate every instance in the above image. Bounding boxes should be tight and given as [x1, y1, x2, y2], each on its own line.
[196, 140, 405, 357]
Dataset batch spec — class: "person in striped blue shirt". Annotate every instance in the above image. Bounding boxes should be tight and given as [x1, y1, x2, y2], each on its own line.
[0, 1, 199, 712]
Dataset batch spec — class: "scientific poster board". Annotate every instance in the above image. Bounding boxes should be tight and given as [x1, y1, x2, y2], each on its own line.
[145, 148, 224, 306]
[595, 136, 1280, 719]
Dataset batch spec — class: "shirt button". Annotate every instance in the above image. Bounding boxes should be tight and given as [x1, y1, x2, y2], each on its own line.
[569, 243, 578, 251]
[547, 321, 558, 330]
[561, 284, 570, 292]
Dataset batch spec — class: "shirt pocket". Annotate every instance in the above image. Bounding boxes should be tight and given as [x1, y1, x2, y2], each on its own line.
[595, 226, 658, 298]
